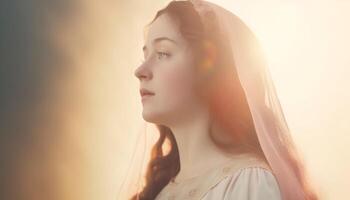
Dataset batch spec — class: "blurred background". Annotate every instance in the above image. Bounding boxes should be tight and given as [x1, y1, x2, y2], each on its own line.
[0, 0, 349, 199]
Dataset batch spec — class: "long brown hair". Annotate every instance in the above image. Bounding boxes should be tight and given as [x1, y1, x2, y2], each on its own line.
[131, 1, 318, 200]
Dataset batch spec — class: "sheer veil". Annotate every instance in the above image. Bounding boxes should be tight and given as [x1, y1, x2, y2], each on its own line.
[118, 0, 315, 199]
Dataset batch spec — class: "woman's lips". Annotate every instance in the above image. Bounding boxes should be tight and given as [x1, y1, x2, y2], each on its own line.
[141, 93, 154, 102]
[140, 88, 155, 102]
[140, 88, 155, 96]
[141, 94, 154, 103]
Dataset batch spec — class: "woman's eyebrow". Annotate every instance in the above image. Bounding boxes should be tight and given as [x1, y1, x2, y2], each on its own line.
[143, 36, 178, 52]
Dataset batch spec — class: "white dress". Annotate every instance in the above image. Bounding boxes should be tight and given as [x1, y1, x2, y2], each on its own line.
[155, 154, 282, 200]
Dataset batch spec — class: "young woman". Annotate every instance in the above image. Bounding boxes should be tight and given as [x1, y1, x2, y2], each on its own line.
[126, 0, 319, 199]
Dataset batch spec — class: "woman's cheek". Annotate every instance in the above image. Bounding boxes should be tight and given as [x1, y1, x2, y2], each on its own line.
[160, 62, 195, 108]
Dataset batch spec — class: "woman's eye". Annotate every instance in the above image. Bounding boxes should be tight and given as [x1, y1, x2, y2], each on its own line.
[156, 52, 171, 60]
[141, 52, 170, 64]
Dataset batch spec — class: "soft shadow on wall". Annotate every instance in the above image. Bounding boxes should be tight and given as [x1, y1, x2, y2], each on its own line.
[0, 0, 168, 200]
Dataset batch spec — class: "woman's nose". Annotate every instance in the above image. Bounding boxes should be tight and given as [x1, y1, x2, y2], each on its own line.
[134, 62, 152, 81]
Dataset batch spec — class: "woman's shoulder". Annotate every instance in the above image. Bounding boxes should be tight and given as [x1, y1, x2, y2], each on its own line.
[199, 153, 283, 200]
[155, 154, 282, 200]
[228, 167, 282, 199]
[202, 165, 283, 200]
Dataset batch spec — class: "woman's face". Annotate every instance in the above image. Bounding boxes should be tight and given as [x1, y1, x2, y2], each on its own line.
[134, 13, 204, 126]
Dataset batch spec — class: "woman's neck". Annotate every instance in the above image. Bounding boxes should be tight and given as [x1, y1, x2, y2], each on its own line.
[168, 109, 234, 182]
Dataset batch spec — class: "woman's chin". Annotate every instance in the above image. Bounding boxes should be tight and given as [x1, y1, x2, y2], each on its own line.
[142, 110, 161, 124]
[142, 109, 173, 125]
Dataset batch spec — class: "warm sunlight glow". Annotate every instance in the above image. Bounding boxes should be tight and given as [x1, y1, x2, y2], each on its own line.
[63, 1, 348, 199]
[12, 1, 347, 200]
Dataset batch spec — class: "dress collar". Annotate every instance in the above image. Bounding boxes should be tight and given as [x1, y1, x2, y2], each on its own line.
[156, 153, 271, 200]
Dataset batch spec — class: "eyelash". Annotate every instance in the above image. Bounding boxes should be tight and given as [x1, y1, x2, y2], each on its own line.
[156, 51, 171, 59]
[140, 51, 171, 64]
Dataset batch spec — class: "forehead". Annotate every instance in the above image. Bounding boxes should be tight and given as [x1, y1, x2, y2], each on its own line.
[144, 13, 185, 46]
